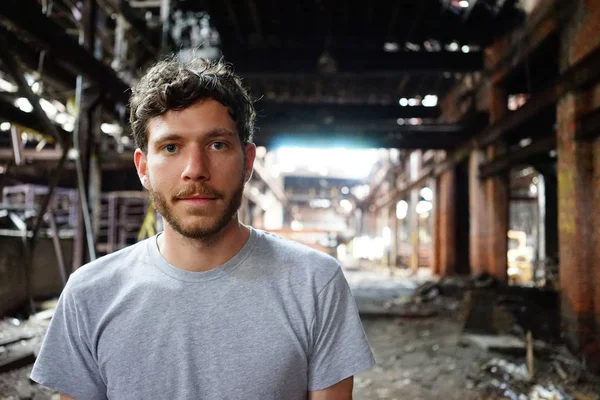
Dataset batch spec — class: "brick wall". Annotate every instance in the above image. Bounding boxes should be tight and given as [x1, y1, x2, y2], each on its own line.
[557, 0, 600, 370]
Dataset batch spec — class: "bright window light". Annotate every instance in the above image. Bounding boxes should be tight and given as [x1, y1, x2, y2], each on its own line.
[384, 42, 399, 52]
[353, 184, 370, 200]
[310, 199, 331, 209]
[340, 199, 353, 213]
[15, 98, 33, 113]
[416, 201, 433, 214]
[421, 187, 433, 201]
[396, 200, 408, 219]
[459, 0, 469, 8]
[101, 123, 123, 135]
[446, 42, 459, 52]
[39, 98, 57, 118]
[0, 78, 17, 93]
[275, 147, 379, 179]
[422, 95, 438, 107]
[291, 220, 303, 231]
[382, 226, 391, 246]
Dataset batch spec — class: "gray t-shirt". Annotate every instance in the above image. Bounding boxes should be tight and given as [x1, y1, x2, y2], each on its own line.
[30, 228, 375, 399]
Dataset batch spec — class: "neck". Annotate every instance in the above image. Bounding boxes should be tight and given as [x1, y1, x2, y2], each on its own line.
[157, 219, 251, 272]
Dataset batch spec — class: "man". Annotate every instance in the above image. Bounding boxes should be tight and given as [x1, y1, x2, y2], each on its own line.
[30, 57, 376, 399]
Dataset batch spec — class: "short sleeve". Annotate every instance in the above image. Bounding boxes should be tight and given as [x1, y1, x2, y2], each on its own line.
[307, 267, 376, 391]
[30, 283, 106, 400]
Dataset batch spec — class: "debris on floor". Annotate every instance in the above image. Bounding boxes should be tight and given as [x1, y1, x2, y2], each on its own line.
[345, 265, 600, 400]
[0, 304, 56, 399]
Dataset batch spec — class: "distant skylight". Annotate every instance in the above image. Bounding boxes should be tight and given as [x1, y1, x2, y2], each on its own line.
[274, 147, 381, 179]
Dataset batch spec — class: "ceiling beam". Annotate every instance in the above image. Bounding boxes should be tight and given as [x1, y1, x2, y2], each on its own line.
[258, 121, 463, 135]
[224, 49, 483, 74]
[479, 135, 556, 179]
[0, 98, 71, 143]
[0, 0, 130, 104]
[255, 130, 463, 150]
[480, 41, 600, 147]
[0, 26, 76, 93]
[256, 102, 440, 121]
[373, 42, 600, 211]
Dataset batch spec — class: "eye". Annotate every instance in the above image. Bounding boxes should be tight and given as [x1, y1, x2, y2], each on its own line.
[163, 144, 177, 153]
[211, 141, 227, 151]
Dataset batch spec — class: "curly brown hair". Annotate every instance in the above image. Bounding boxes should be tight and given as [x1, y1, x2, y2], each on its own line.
[129, 56, 256, 153]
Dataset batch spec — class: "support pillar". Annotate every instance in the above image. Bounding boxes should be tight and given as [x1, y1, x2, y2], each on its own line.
[469, 150, 488, 276]
[557, 92, 599, 367]
[485, 147, 509, 281]
[431, 177, 441, 276]
[409, 151, 422, 273]
[389, 204, 398, 269]
[555, 0, 600, 367]
[486, 85, 509, 281]
[438, 168, 457, 276]
[73, 0, 99, 271]
[543, 174, 559, 262]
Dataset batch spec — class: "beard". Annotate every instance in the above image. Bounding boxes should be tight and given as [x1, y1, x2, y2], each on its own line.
[147, 171, 245, 242]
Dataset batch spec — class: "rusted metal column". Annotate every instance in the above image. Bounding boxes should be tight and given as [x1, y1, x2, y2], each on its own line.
[388, 203, 398, 270]
[72, 0, 100, 270]
[555, 0, 600, 369]
[431, 177, 441, 276]
[409, 151, 422, 273]
[486, 85, 509, 281]
[542, 173, 558, 262]
[438, 168, 457, 277]
[557, 92, 597, 364]
[469, 150, 488, 276]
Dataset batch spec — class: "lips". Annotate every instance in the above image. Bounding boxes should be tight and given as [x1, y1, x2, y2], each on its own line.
[179, 195, 217, 200]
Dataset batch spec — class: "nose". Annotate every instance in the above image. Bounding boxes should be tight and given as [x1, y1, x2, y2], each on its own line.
[181, 146, 210, 182]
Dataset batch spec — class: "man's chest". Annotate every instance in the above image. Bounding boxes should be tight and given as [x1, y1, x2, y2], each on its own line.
[93, 293, 311, 399]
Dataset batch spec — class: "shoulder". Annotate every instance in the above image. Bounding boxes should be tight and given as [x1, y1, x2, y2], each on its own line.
[64, 239, 151, 297]
[253, 229, 342, 292]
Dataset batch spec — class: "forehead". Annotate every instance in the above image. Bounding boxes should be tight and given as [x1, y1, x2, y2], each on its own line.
[147, 99, 238, 142]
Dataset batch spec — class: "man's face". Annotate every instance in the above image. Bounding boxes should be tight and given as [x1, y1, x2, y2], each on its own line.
[134, 99, 256, 240]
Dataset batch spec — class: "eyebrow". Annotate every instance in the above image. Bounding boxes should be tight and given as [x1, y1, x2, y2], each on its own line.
[204, 129, 237, 140]
[152, 129, 236, 148]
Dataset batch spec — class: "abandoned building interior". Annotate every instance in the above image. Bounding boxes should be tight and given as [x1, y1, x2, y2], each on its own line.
[1, 0, 600, 398]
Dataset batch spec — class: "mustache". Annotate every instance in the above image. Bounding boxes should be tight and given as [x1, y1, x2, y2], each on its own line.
[173, 185, 222, 199]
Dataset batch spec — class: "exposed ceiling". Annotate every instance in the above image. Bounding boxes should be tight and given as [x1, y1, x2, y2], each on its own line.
[0, 0, 527, 183]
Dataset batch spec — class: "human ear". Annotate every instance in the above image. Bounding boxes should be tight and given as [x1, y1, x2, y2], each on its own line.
[134, 149, 150, 189]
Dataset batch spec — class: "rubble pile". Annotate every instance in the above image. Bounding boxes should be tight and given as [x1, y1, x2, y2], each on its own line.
[0, 302, 57, 399]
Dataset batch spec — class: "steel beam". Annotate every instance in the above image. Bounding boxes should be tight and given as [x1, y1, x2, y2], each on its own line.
[0, 35, 65, 147]
[224, 48, 483, 74]
[0, 97, 70, 143]
[481, 43, 600, 148]
[382, 42, 600, 210]
[479, 136, 556, 179]
[0, 25, 76, 92]
[257, 102, 440, 121]
[0, 0, 129, 104]
[258, 121, 464, 135]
